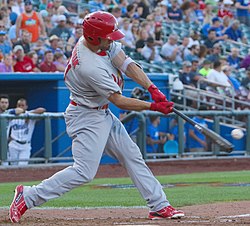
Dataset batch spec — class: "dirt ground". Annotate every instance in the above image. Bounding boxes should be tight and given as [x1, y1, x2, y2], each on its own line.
[1, 158, 250, 225]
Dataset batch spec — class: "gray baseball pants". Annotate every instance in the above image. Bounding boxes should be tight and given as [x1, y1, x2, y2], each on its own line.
[23, 104, 169, 211]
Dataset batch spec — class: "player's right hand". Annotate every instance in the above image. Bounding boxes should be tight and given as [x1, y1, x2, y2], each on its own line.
[150, 101, 174, 115]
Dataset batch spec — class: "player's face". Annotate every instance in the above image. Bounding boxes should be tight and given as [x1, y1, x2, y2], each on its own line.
[17, 100, 28, 110]
[0, 98, 9, 111]
[99, 38, 113, 51]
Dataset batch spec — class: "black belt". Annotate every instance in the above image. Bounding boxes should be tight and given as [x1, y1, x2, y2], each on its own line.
[14, 140, 30, 144]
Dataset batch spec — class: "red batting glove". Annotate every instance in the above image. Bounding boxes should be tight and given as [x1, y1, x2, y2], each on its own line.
[150, 101, 174, 115]
[148, 84, 167, 103]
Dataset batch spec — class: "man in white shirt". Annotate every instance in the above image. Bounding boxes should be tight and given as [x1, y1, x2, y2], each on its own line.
[206, 60, 231, 87]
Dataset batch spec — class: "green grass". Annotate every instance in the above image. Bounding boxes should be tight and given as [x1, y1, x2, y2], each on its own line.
[1, 170, 250, 208]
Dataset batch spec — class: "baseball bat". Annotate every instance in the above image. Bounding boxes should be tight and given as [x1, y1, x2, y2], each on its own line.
[172, 108, 234, 153]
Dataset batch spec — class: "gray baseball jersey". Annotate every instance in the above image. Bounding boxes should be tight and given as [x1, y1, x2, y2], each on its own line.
[22, 37, 170, 212]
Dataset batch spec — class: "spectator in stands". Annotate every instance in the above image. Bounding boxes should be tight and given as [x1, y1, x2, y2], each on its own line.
[13, 45, 39, 72]
[31, 37, 47, 61]
[184, 44, 200, 62]
[7, 98, 46, 166]
[8, 12, 18, 44]
[187, 30, 201, 49]
[206, 43, 222, 62]
[225, 20, 247, 43]
[39, 50, 57, 72]
[53, 52, 67, 72]
[146, 115, 167, 155]
[89, 0, 106, 12]
[27, 51, 40, 68]
[179, 60, 194, 86]
[178, 36, 190, 60]
[135, 28, 149, 52]
[10, 0, 24, 16]
[118, 0, 128, 17]
[167, 0, 183, 22]
[222, 65, 242, 95]
[235, 0, 250, 26]
[159, 0, 170, 22]
[221, 15, 232, 32]
[0, 30, 12, 56]
[198, 45, 209, 64]
[241, 68, 250, 90]
[111, 6, 123, 27]
[120, 18, 136, 51]
[47, 35, 64, 55]
[190, 59, 204, 87]
[141, 37, 164, 64]
[160, 34, 182, 64]
[131, 22, 140, 41]
[13, 29, 31, 54]
[122, 4, 137, 19]
[15, 0, 46, 43]
[0, 53, 14, 72]
[136, 0, 150, 19]
[188, 105, 208, 153]
[218, 0, 234, 18]
[203, 29, 219, 52]
[227, 48, 241, 69]
[206, 60, 231, 87]
[198, 59, 211, 76]
[49, 14, 72, 49]
[209, 17, 228, 41]
[39, 0, 47, 11]
[240, 50, 250, 69]
[153, 22, 163, 45]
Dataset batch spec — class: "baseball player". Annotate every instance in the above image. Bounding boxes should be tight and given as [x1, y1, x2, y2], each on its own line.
[9, 11, 184, 223]
[7, 98, 46, 166]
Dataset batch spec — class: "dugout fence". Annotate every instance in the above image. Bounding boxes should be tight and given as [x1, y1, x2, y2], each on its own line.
[0, 110, 249, 165]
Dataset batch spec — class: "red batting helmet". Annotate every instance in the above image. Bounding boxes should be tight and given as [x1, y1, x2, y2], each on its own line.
[83, 11, 125, 46]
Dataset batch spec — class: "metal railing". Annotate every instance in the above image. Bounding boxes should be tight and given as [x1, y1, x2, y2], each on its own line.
[0, 110, 249, 165]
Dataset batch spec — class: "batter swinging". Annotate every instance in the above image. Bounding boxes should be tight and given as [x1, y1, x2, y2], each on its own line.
[9, 11, 184, 223]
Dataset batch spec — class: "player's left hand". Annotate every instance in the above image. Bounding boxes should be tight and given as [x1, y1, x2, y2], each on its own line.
[148, 84, 167, 103]
[150, 101, 174, 115]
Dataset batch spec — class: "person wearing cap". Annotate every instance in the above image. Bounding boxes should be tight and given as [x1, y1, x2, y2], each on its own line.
[209, 17, 228, 41]
[49, 14, 72, 48]
[199, 60, 212, 77]
[141, 37, 164, 64]
[13, 45, 39, 72]
[0, 30, 12, 56]
[47, 35, 65, 57]
[15, 0, 47, 43]
[218, 0, 234, 18]
[179, 61, 195, 86]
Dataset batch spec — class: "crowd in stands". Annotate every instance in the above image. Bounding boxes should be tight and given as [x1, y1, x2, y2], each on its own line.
[0, 0, 249, 101]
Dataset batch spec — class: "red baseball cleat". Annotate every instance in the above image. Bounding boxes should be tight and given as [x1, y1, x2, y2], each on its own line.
[9, 185, 28, 223]
[149, 205, 184, 220]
